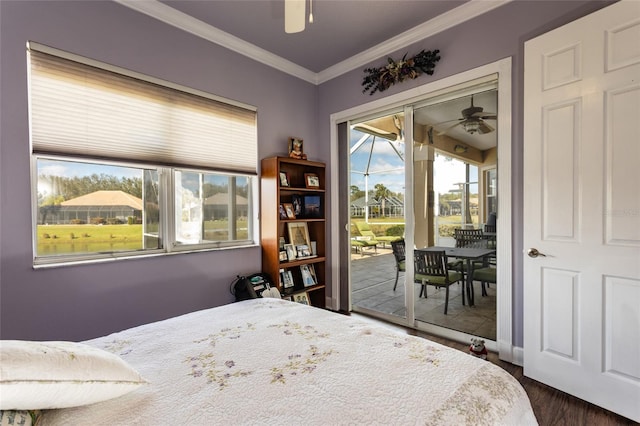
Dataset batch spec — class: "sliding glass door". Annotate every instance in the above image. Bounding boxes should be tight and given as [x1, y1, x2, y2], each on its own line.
[349, 111, 407, 321]
[347, 84, 498, 341]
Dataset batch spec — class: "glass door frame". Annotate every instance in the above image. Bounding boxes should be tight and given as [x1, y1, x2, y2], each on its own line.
[330, 58, 513, 360]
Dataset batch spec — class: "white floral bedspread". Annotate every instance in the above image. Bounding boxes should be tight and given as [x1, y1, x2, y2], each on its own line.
[39, 298, 537, 425]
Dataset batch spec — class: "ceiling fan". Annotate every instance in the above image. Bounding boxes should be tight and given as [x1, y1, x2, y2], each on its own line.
[285, 0, 313, 33]
[436, 95, 497, 135]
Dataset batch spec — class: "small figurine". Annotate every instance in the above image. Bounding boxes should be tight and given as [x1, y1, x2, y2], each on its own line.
[469, 338, 488, 360]
[288, 137, 307, 160]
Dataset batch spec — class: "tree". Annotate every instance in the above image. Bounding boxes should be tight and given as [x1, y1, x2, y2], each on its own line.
[37, 173, 143, 200]
[374, 183, 391, 200]
[38, 194, 64, 224]
[350, 185, 364, 202]
[374, 183, 391, 216]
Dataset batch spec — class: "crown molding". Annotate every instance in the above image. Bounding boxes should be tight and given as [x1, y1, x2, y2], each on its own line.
[115, 0, 510, 86]
[114, 0, 318, 84]
[317, 0, 511, 84]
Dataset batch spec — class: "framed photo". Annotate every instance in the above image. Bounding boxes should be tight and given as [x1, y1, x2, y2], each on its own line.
[280, 268, 294, 289]
[292, 194, 303, 218]
[308, 263, 317, 284]
[288, 137, 306, 160]
[283, 203, 296, 219]
[279, 171, 290, 187]
[279, 250, 288, 262]
[303, 195, 322, 218]
[294, 292, 309, 305]
[304, 173, 320, 188]
[287, 222, 311, 251]
[279, 204, 288, 220]
[284, 244, 296, 261]
[295, 244, 311, 258]
[300, 264, 316, 287]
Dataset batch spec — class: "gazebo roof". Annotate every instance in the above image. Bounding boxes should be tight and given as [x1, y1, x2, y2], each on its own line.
[61, 190, 143, 210]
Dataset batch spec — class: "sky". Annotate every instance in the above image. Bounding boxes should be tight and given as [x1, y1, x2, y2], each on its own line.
[349, 129, 478, 199]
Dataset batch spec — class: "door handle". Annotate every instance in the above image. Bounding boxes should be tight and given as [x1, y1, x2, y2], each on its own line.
[527, 248, 547, 258]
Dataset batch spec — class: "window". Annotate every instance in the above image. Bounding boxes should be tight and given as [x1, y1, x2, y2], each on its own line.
[29, 42, 258, 266]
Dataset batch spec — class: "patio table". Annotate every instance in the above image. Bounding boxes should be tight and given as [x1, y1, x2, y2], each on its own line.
[416, 246, 496, 306]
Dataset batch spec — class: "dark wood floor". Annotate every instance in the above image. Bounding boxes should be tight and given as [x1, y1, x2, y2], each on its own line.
[352, 313, 637, 426]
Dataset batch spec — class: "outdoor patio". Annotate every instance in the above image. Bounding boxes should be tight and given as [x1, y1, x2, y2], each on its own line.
[350, 246, 496, 341]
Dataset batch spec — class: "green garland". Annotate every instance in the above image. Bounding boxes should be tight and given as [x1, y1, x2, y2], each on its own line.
[362, 49, 441, 96]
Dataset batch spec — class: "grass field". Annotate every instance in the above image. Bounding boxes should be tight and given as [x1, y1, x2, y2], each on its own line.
[36, 221, 248, 255]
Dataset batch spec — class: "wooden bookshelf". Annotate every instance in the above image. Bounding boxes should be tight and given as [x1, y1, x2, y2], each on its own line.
[261, 156, 326, 307]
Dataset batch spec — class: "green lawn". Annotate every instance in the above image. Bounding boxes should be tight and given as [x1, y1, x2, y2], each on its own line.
[36, 220, 248, 255]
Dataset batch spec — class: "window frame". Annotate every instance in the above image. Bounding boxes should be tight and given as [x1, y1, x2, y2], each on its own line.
[28, 42, 259, 268]
[31, 154, 258, 268]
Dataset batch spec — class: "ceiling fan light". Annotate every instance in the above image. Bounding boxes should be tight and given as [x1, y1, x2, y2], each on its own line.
[463, 120, 480, 134]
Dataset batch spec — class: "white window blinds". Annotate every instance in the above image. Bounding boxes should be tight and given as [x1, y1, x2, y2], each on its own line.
[28, 43, 258, 174]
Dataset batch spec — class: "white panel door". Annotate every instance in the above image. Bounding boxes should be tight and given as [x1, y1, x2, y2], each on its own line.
[523, 1, 640, 422]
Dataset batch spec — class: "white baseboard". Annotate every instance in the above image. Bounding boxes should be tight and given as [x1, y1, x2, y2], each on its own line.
[497, 340, 524, 366]
[512, 345, 524, 366]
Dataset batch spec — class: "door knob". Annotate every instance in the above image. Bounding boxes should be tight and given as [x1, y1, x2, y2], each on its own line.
[527, 248, 546, 258]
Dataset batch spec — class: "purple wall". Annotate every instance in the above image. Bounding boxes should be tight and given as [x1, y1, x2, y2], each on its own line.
[0, 1, 317, 341]
[317, 0, 614, 346]
[0, 0, 613, 345]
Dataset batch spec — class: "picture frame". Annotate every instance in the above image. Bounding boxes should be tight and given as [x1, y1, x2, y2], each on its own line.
[295, 244, 311, 258]
[303, 195, 322, 218]
[287, 222, 311, 252]
[304, 173, 320, 188]
[279, 250, 288, 262]
[294, 292, 309, 305]
[300, 264, 316, 287]
[308, 263, 317, 284]
[279, 204, 288, 220]
[284, 244, 296, 261]
[280, 268, 294, 289]
[279, 171, 290, 187]
[288, 137, 306, 160]
[292, 194, 303, 218]
[283, 203, 296, 219]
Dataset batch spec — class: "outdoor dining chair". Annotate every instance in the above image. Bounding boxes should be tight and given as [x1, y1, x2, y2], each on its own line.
[390, 239, 405, 291]
[472, 265, 496, 297]
[414, 250, 463, 315]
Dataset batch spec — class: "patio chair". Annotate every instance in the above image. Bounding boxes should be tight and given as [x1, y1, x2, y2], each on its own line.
[449, 228, 486, 281]
[351, 238, 379, 256]
[350, 223, 379, 256]
[414, 250, 463, 315]
[454, 228, 485, 248]
[390, 239, 405, 291]
[355, 221, 401, 248]
[472, 265, 496, 296]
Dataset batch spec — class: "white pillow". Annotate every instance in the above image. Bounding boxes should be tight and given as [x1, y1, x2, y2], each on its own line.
[0, 340, 146, 410]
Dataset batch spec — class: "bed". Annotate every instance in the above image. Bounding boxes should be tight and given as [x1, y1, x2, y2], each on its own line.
[6, 298, 537, 425]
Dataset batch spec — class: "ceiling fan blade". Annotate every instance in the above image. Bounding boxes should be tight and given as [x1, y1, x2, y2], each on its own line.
[477, 120, 495, 134]
[469, 112, 497, 120]
[437, 121, 462, 136]
[285, 0, 305, 33]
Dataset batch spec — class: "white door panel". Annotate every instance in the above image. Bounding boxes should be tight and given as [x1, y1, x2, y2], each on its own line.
[524, 1, 640, 422]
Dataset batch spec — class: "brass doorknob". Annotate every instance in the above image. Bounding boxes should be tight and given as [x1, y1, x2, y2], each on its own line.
[527, 248, 546, 258]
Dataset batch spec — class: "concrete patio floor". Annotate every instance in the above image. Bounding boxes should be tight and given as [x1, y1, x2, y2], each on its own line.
[350, 246, 496, 341]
